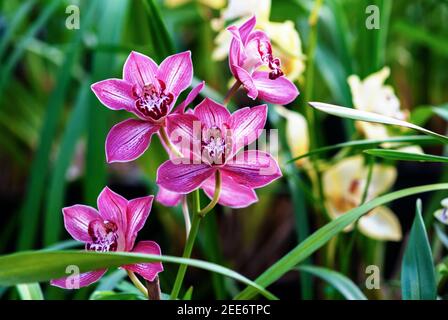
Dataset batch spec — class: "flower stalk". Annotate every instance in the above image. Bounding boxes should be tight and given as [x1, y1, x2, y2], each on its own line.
[127, 270, 148, 298]
[170, 171, 222, 299]
[223, 80, 241, 105]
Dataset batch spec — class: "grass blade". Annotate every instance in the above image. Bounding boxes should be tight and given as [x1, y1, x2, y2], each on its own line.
[297, 265, 367, 300]
[17, 2, 97, 249]
[365, 149, 448, 163]
[309, 102, 448, 143]
[288, 135, 438, 163]
[0, 251, 278, 300]
[43, 82, 90, 246]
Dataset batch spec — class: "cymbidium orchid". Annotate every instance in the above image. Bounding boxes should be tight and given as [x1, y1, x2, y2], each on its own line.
[322, 156, 402, 241]
[156, 98, 282, 209]
[51, 187, 163, 289]
[227, 15, 299, 105]
[212, 0, 305, 82]
[91, 50, 202, 163]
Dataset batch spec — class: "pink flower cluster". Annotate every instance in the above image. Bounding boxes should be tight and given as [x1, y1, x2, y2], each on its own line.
[52, 16, 298, 289]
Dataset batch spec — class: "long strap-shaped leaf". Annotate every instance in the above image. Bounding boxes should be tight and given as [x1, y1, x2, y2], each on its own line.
[365, 149, 448, 163]
[235, 183, 448, 299]
[0, 251, 277, 300]
[309, 102, 448, 143]
[401, 200, 436, 300]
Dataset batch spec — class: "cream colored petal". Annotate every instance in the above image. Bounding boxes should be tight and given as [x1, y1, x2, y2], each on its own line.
[358, 206, 402, 241]
[322, 155, 364, 200]
[356, 122, 389, 140]
[348, 67, 402, 119]
[274, 106, 309, 165]
[220, 0, 270, 21]
[368, 164, 397, 197]
[325, 201, 355, 232]
[263, 21, 305, 81]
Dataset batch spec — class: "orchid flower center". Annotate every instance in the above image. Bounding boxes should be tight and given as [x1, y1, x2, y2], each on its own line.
[134, 80, 174, 121]
[258, 40, 284, 80]
[86, 220, 118, 252]
[201, 126, 230, 165]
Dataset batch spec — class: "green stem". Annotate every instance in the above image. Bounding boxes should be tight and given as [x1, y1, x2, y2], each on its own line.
[223, 80, 241, 105]
[170, 171, 222, 299]
[127, 270, 148, 298]
[159, 125, 183, 158]
[198, 171, 222, 217]
[170, 194, 201, 300]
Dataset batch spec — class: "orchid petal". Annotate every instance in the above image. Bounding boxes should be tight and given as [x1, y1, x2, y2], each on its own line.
[124, 241, 164, 282]
[51, 269, 107, 289]
[157, 161, 215, 193]
[238, 15, 256, 44]
[157, 51, 193, 97]
[232, 65, 258, 99]
[106, 119, 158, 163]
[97, 187, 128, 251]
[166, 113, 201, 159]
[358, 206, 402, 241]
[252, 71, 299, 104]
[156, 187, 183, 207]
[126, 195, 154, 250]
[193, 98, 231, 129]
[62, 205, 99, 242]
[223, 150, 282, 188]
[123, 51, 159, 88]
[228, 104, 267, 150]
[202, 173, 258, 208]
[91, 79, 135, 112]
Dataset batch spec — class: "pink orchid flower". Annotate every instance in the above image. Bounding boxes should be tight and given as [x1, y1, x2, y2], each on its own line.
[91, 50, 203, 163]
[156, 98, 282, 208]
[51, 187, 163, 289]
[228, 16, 299, 105]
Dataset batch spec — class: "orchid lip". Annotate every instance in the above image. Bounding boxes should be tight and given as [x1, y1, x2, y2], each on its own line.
[86, 220, 118, 252]
[133, 79, 174, 121]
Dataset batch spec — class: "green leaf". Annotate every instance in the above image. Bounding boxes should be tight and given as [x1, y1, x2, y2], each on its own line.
[309, 102, 448, 143]
[0, 251, 278, 300]
[84, 0, 129, 205]
[16, 283, 44, 300]
[0, 0, 37, 60]
[182, 286, 194, 300]
[365, 149, 448, 163]
[288, 135, 438, 163]
[43, 82, 90, 246]
[235, 183, 448, 299]
[17, 2, 98, 249]
[401, 200, 437, 300]
[142, 0, 175, 59]
[297, 265, 367, 300]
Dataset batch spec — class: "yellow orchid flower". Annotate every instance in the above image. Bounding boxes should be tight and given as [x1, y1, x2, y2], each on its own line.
[165, 0, 225, 9]
[434, 198, 448, 225]
[322, 155, 402, 241]
[211, 0, 305, 81]
[348, 67, 407, 140]
[274, 105, 309, 166]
